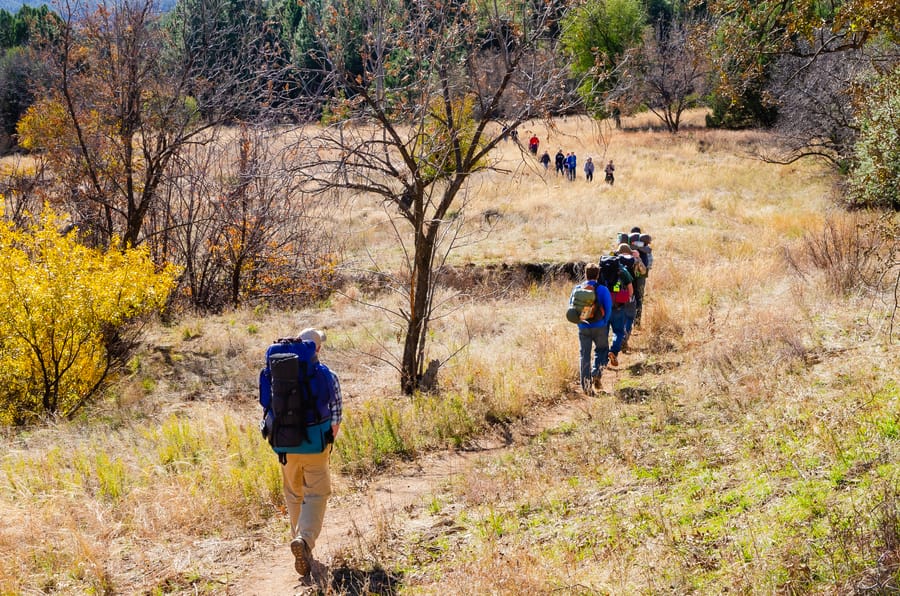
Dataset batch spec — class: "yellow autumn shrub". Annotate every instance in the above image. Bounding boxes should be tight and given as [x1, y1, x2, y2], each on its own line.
[0, 204, 179, 424]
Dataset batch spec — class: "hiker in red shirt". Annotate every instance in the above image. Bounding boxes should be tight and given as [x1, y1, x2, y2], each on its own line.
[528, 134, 539, 155]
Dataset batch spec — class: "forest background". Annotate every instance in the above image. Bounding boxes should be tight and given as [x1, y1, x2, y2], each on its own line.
[0, 0, 898, 593]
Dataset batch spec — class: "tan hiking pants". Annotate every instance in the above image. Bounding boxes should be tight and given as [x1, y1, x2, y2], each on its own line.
[281, 446, 332, 550]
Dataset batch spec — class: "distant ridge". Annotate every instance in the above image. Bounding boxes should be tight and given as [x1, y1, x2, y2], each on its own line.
[0, 0, 176, 13]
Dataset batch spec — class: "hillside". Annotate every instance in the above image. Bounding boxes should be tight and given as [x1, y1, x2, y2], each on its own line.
[0, 0, 175, 13]
[1, 112, 898, 594]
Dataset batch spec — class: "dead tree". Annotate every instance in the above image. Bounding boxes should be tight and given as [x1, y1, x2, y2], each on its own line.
[627, 19, 711, 133]
[24, 0, 290, 249]
[761, 43, 893, 169]
[289, 0, 580, 394]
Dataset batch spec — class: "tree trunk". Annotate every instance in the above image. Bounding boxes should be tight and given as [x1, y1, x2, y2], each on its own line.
[230, 255, 244, 307]
[400, 227, 435, 394]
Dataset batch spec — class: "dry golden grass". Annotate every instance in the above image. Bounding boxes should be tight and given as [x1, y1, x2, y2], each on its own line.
[2, 111, 899, 593]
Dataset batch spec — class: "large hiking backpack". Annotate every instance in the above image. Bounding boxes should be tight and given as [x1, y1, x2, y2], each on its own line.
[599, 255, 633, 305]
[566, 281, 604, 324]
[259, 339, 334, 464]
[599, 255, 621, 286]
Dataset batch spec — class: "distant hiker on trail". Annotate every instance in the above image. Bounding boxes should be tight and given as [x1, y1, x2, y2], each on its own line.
[555, 150, 565, 176]
[540, 150, 551, 170]
[604, 160, 615, 185]
[568, 263, 612, 396]
[509, 128, 519, 144]
[566, 152, 577, 181]
[258, 328, 342, 578]
[584, 157, 595, 182]
[528, 134, 540, 155]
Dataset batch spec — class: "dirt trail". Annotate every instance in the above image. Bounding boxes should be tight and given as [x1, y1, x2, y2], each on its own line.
[231, 387, 602, 595]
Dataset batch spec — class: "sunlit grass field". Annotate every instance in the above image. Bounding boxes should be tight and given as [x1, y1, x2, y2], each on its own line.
[1, 110, 898, 593]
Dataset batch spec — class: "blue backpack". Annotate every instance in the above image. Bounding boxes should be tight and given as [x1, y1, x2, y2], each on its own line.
[259, 339, 334, 464]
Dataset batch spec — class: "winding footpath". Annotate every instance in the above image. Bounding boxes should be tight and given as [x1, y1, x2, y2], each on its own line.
[232, 386, 602, 594]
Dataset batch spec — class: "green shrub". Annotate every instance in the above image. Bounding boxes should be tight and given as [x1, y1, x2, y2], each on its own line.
[848, 66, 900, 210]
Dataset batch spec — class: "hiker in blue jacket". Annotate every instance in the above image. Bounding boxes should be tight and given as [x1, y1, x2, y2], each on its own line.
[566, 152, 577, 181]
[575, 263, 613, 395]
[262, 328, 343, 578]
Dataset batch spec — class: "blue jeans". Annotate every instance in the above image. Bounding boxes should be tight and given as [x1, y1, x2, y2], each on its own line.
[578, 325, 609, 389]
[609, 307, 628, 354]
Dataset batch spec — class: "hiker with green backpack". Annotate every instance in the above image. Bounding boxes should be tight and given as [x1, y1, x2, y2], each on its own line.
[567, 263, 613, 395]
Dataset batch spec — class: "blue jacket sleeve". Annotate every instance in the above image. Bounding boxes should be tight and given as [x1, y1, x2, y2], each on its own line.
[596, 284, 613, 326]
[259, 368, 271, 410]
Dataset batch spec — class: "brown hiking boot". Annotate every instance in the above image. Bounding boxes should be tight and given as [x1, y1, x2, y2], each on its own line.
[593, 374, 602, 389]
[608, 352, 618, 367]
[291, 537, 312, 576]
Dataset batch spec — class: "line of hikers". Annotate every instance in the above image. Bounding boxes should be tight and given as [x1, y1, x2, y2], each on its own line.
[257, 227, 652, 580]
[539, 149, 615, 185]
[567, 228, 653, 395]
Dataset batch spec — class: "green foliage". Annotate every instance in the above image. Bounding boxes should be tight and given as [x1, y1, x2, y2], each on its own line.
[561, 0, 646, 115]
[418, 95, 487, 179]
[847, 66, 900, 210]
[155, 415, 208, 468]
[0, 206, 179, 423]
[93, 452, 128, 501]
[0, 46, 35, 142]
[165, 0, 295, 119]
[705, 84, 777, 129]
[334, 388, 499, 474]
[274, 0, 365, 84]
[0, 5, 59, 150]
[0, 412, 284, 591]
[219, 415, 283, 509]
[334, 402, 409, 474]
[705, 0, 899, 129]
[0, 5, 60, 49]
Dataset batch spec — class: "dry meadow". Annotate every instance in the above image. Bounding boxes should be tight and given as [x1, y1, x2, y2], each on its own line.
[1, 111, 898, 594]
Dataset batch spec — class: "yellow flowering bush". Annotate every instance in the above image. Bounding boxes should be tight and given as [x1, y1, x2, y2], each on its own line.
[0, 206, 179, 423]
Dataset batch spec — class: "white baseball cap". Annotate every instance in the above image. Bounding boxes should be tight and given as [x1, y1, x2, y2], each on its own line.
[298, 328, 326, 350]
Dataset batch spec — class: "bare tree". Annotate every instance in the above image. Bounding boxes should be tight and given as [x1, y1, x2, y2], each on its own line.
[761, 43, 897, 168]
[158, 125, 338, 311]
[617, 19, 711, 133]
[289, 0, 580, 394]
[21, 0, 288, 249]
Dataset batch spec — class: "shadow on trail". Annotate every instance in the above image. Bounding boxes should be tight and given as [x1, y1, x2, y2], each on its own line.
[329, 566, 402, 595]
